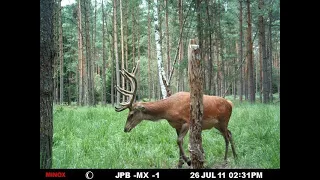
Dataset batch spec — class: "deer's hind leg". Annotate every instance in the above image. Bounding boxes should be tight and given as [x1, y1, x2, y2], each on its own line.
[218, 127, 237, 162]
[227, 129, 237, 159]
[176, 123, 191, 168]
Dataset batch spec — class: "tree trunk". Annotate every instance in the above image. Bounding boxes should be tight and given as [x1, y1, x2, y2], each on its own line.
[148, 0, 151, 101]
[54, 60, 59, 104]
[188, 39, 204, 169]
[93, 0, 97, 78]
[238, 0, 243, 102]
[85, 0, 93, 106]
[68, 72, 71, 105]
[216, 46, 220, 96]
[110, 38, 114, 106]
[218, 0, 225, 97]
[122, 0, 129, 97]
[206, 0, 213, 95]
[137, 7, 141, 100]
[278, 53, 280, 100]
[76, 60, 79, 106]
[92, 0, 98, 106]
[276, 51, 280, 100]
[259, 0, 269, 103]
[258, 30, 263, 103]
[247, 0, 255, 103]
[77, 0, 84, 105]
[153, 0, 168, 99]
[80, 0, 88, 105]
[268, 10, 273, 102]
[132, 4, 135, 70]
[165, 0, 171, 79]
[40, 0, 54, 169]
[113, 0, 120, 105]
[244, 34, 248, 101]
[53, 2, 59, 104]
[256, 52, 259, 99]
[178, 0, 183, 92]
[213, 1, 220, 96]
[58, 0, 64, 104]
[125, 0, 129, 98]
[233, 44, 237, 100]
[101, 0, 107, 106]
[120, 0, 125, 101]
[110, 32, 115, 106]
[168, 19, 186, 86]
[91, 0, 96, 106]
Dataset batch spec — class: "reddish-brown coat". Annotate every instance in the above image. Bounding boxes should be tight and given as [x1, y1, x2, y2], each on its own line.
[135, 92, 232, 131]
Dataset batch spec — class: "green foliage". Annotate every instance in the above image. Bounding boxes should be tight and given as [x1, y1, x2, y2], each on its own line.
[52, 103, 280, 168]
[56, 0, 280, 103]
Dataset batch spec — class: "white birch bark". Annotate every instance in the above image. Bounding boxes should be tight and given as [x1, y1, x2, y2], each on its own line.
[153, 0, 167, 99]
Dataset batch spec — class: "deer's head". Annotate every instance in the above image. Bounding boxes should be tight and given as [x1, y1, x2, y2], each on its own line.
[114, 62, 145, 132]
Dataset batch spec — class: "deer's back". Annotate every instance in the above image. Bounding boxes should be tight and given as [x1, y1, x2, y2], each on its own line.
[166, 92, 233, 130]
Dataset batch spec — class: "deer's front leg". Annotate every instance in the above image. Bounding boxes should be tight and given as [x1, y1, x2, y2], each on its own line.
[176, 123, 191, 168]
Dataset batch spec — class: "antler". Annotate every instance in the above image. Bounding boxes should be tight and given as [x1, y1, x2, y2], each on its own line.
[115, 61, 139, 112]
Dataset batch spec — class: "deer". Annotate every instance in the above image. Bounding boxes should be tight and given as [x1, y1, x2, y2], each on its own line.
[114, 62, 237, 168]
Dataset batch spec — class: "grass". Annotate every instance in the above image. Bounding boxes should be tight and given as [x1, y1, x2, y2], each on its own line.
[52, 100, 280, 169]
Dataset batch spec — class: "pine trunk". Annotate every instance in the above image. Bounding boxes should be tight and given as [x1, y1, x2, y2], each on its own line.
[206, 0, 213, 95]
[247, 0, 255, 103]
[110, 36, 114, 106]
[101, 0, 107, 106]
[125, 0, 129, 96]
[85, 0, 93, 106]
[58, 0, 64, 104]
[238, 0, 243, 102]
[178, 0, 184, 92]
[268, 10, 273, 102]
[132, 5, 135, 70]
[40, 0, 54, 169]
[93, 0, 97, 78]
[147, 0, 151, 101]
[113, 0, 120, 105]
[120, 0, 125, 101]
[68, 72, 71, 105]
[137, 7, 141, 100]
[77, 0, 84, 105]
[259, 32, 263, 103]
[259, 0, 269, 103]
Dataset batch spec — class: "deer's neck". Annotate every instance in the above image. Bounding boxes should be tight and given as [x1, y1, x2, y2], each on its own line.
[140, 99, 171, 121]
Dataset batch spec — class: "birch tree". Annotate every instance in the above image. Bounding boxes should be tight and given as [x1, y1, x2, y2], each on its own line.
[153, 0, 169, 99]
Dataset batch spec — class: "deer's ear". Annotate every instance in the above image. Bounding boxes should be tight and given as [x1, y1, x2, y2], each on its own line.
[135, 105, 146, 112]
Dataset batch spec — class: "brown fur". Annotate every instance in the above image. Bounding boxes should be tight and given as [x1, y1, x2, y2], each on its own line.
[135, 92, 232, 131]
[122, 91, 237, 168]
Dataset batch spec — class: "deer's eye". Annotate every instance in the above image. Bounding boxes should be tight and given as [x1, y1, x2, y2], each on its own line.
[128, 113, 134, 119]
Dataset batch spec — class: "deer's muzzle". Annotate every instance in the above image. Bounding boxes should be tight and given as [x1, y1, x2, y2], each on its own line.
[124, 127, 131, 132]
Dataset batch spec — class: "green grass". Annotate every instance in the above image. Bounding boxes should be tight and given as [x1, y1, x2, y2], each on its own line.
[52, 101, 280, 169]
